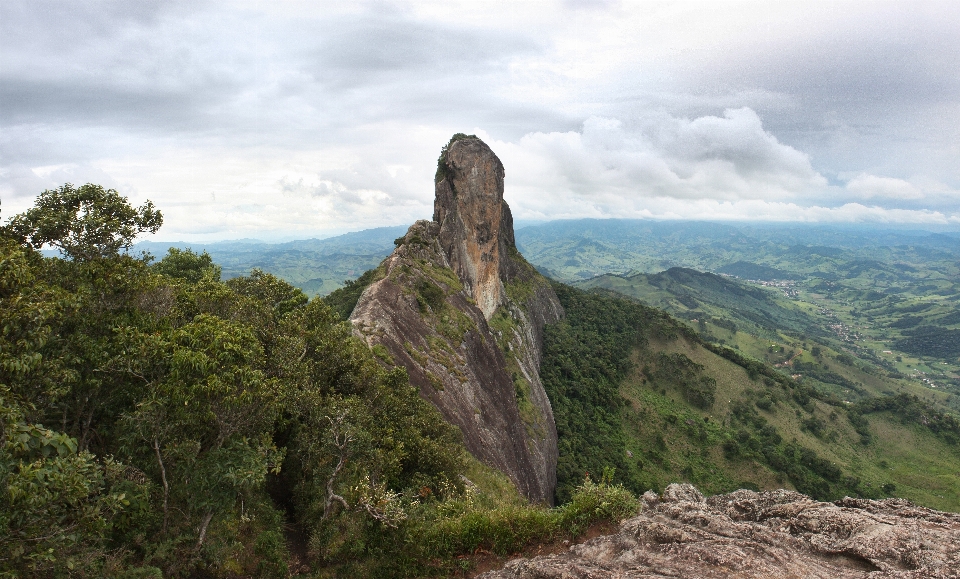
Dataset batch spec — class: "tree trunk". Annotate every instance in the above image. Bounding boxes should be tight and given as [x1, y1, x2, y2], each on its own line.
[195, 510, 214, 551]
[153, 438, 170, 534]
[323, 455, 348, 519]
[78, 406, 95, 451]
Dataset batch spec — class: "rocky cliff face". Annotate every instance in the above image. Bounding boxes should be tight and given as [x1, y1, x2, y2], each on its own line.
[481, 483, 960, 578]
[349, 136, 563, 504]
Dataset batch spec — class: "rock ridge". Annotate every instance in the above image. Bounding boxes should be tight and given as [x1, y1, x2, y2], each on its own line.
[480, 483, 960, 578]
[350, 136, 562, 503]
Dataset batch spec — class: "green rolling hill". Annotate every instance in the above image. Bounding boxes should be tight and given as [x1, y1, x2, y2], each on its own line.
[540, 283, 960, 512]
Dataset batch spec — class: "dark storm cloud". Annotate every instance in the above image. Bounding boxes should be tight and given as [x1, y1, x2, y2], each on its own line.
[2, 0, 173, 43]
[317, 12, 537, 85]
[0, 79, 222, 129]
[714, 18, 960, 108]
[1, 1, 556, 148]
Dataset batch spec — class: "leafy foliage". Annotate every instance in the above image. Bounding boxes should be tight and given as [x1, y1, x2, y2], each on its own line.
[725, 400, 868, 500]
[3, 183, 161, 261]
[339, 472, 638, 578]
[854, 394, 960, 446]
[0, 188, 467, 577]
[894, 326, 960, 359]
[1, 404, 130, 576]
[151, 247, 221, 283]
[651, 353, 717, 409]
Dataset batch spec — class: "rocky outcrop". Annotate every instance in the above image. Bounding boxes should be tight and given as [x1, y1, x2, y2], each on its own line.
[480, 483, 960, 578]
[434, 136, 509, 319]
[350, 136, 562, 504]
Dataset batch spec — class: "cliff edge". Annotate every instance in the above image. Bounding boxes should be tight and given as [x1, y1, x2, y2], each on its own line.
[349, 135, 563, 504]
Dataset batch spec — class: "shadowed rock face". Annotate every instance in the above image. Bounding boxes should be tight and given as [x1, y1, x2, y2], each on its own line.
[350, 137, 562, 504]
[480, 483, 960, 578]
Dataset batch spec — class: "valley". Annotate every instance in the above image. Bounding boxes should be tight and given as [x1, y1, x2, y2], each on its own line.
[540, 283, 960, 513]
[159, 218, 960, 415]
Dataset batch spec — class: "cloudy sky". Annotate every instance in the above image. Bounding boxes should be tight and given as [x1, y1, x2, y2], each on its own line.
[2, 0, 959, 241]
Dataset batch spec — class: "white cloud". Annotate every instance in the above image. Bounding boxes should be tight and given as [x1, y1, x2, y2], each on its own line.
[845, 174, 925, 200]
[503, 194, 957, 226]
[0, 164, 53, 201]
[490, 108, 827, 218]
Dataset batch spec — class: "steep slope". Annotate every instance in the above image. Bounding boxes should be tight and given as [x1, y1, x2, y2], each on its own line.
[349, 135, 563, 504]
[576, 269, 954, 409]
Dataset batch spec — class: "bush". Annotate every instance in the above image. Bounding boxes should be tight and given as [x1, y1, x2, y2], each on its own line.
[416, 279, 445, 313]
[558, 470, 640, 535]
[360, 472, 640, 577]
[652, 353, 716, 409]
[854, 394, 960, 446]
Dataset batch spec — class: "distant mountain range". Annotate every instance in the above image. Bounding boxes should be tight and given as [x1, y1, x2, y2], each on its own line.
[133, 220, 960, 296]
[135, 225, 406, 295]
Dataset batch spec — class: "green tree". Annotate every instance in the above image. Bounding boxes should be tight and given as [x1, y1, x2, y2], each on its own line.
[278, 299, 464, 562]
[0, 238, 134, 574]
[0, 238, 69, 417]
[2, 185, 477, 576]
[0, 403, 129, 576]
[3, 183, 161, 261]
[122, 315, 283, 555]
[153, 247, 221, 283]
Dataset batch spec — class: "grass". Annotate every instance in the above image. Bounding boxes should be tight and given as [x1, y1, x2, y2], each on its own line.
[862, 414, 960, 511]
[659, 335, 960, 511]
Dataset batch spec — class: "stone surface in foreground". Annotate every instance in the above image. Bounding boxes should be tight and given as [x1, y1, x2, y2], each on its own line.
[479, 484, 960, 578]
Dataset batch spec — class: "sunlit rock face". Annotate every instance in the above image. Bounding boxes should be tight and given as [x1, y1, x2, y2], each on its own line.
[350, 136, 562, 504]
[480, 483, 960, 578]
[434, 137, 511, 320]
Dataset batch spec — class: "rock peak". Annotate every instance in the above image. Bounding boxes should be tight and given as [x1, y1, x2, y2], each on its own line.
[433, 135, 515, 319]
[350, 135, 562, 504]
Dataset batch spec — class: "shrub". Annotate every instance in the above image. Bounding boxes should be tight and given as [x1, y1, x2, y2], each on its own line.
[362, 472, 640, 577]
[558, 470, 640, 535]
